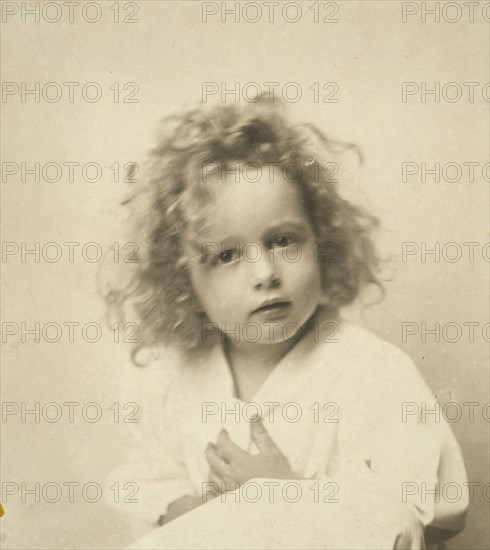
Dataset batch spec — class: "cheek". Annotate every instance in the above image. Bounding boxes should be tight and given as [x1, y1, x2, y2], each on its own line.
[189, 268, 232, 308]
[188, 269, 213, 308]
[304, 265, 322, 299]
[282, 253, 321, 287]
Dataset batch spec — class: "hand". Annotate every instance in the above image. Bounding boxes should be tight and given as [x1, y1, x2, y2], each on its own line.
[393, 509, 426, 549]
[205, 417, 299, 493]
[160, 494, 203, 525]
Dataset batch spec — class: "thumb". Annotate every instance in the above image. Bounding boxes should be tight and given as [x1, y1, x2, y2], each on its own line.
[250, 416, 277, 453]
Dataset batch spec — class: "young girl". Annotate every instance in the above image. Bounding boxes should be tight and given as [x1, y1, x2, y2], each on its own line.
[106, 96, 468, 549]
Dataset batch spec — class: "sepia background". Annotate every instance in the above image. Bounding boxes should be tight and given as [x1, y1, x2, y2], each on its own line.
[1, 1, 489, 548]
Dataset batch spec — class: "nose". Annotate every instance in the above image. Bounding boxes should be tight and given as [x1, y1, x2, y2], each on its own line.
[251, 248, 281, 290]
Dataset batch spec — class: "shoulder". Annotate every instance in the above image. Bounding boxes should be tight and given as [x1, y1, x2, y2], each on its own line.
[117, 345, 187, 404]
[117, 343, 218, 403]
[335, 321, 435, 402]
[338, 321, 407, 359]
[333, 321, 412, 368]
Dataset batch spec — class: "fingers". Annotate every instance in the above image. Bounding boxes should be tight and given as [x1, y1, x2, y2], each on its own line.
[394, 533, 423, 550]
[205, 443, 230, 479]
[215, 429, 248, 463]
[393, 516, 426, 550]
[250, 416, 278, 454]
[208, 468, 224, 491]
[208, 468, 240, 495]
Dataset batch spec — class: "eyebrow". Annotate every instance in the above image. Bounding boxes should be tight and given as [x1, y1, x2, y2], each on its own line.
[262, 220, 312, 236]
[192, 219, 314, 264]
[209, 220, 313, 251]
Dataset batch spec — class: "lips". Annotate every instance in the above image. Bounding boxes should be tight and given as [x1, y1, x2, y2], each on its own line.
[253, 301, 290, 313]
[251, 300, 292, 316]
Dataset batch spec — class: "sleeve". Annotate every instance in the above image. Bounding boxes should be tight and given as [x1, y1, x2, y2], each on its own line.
[104, 348, 196, 540]
[332, 348, 468, 544]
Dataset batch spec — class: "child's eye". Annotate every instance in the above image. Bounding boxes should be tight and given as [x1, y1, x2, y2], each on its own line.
[270, 235, 293, 249]
[216, 250, 237, 264]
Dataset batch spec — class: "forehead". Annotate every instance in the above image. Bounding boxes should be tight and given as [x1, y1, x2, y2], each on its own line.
[202, 165, 309, 236]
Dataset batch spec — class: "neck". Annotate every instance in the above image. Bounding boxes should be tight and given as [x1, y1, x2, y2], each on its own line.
[224, 337, 296, 370]
[221, 306, 330, 370]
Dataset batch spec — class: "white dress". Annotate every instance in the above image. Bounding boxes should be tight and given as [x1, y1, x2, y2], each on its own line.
[106, 320, 468, 548]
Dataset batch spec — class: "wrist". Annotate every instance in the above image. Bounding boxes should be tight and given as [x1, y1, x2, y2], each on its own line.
[158, 494, 202, 526]
[172, 494, 201, 508]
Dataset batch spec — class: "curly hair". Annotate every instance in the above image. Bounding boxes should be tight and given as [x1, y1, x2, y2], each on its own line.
[103, 95, 382, 364]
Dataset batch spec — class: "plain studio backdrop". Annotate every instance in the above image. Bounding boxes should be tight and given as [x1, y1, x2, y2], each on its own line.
[1, 1, 488, 548]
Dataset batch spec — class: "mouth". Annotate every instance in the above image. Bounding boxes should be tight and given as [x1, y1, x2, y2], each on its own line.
[251, 300, 292, 316]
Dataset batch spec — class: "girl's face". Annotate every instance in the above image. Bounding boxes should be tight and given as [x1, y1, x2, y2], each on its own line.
[185, 165, 322, 348]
